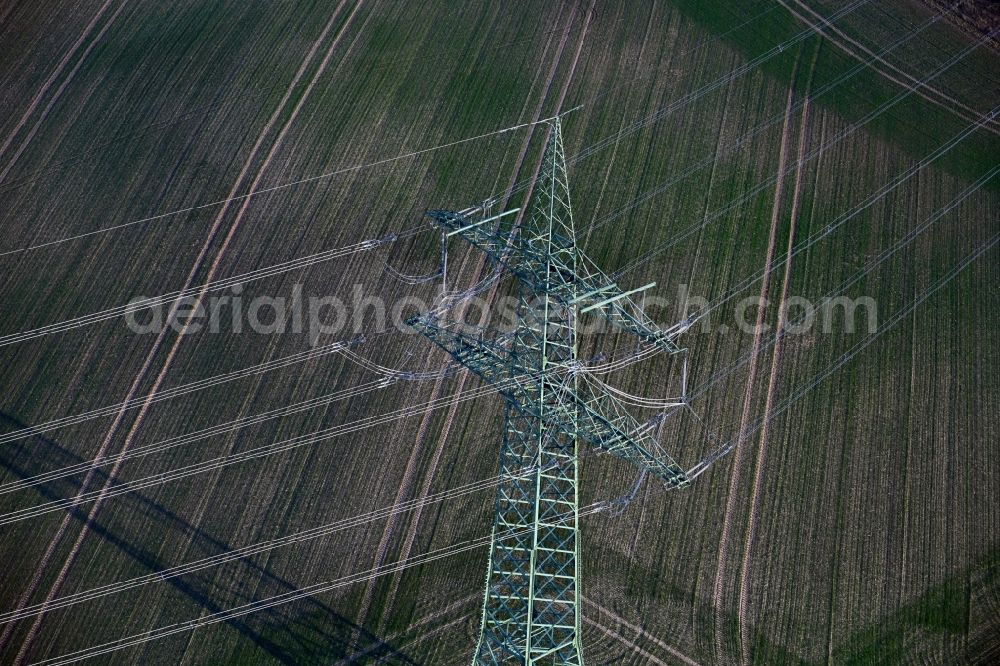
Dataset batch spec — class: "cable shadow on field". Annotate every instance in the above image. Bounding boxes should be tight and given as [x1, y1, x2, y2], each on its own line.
[0, 412, 417, 665]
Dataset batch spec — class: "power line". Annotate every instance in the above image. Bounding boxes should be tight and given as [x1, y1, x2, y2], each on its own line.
[29, 503, 610, 666]
[2, 4, 994, 660]
[0, 0, 888, 350]
[484, 0, 877, 209]
[1, 0, 860, 269]
[687, 230, 1000, 478]
[11, 102, 991, 526]
[5, 14, 990, 526]
[676, 164, 999, 456]
[0, 251, 504, 447]
[0, 15, 594, 199]
[693, 121, 1000, 318]
[582, 9, 945, 236]
[0, 366, 458, 497]
[0, 373, 555, 525]
[573, 0, 872, 164]
[0, 336, 372, 446]
[0, 119, 559, 258]
[572, 1, 783, 110]
[611, 29, 999, 276]
[0, 467, 537, 625]
[0, 229, 418, 347]
[16, 216, 992, 657]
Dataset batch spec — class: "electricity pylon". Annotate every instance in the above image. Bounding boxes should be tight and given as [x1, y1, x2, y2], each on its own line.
[408, 118, 688, 664]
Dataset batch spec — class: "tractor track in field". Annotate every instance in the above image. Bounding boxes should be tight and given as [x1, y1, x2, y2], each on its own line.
[383, 612, 473, 665]
[779, 0, 1000, 137]
[583, 596, 701, 666]
[342, 591, 480, 663]
[582, 616, 671, 666]
[0, 2, 363, 661]
[735, 39, 821, 665]
[712, 49, 804, 666]
[0, 0, 125, 181]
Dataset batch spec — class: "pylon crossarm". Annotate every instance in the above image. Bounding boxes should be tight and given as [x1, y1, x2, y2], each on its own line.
[569, 253, 685, 355]
[436, 203, 677, 351]
[406, 314, 515, 385]
[568, 377, 688, 488]
[428, 209, 522, 266]
[428, 208, 577, 296]
[445, 207, 521, 237]
[498, 372, 687, 488]
[430, 207, 682, 355]
[406, 313, 687, 487]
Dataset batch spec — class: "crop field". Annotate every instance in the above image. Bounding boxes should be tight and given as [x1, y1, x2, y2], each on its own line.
[0, 1, 997, 664]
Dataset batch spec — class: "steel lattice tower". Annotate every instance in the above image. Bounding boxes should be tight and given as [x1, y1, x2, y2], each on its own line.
[408, 118, 689, 665]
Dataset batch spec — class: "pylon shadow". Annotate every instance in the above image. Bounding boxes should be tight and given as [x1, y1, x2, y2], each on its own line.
[0, 412, 418, 665]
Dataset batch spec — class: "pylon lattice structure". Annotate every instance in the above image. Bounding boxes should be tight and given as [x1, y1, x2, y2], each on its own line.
[408, 119, 689, 665]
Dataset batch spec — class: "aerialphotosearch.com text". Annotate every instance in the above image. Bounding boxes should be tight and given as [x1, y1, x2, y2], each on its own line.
[124, 282, 877, 346]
